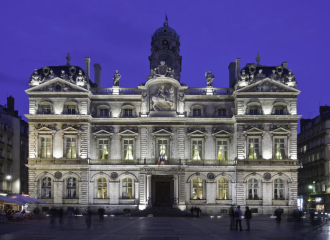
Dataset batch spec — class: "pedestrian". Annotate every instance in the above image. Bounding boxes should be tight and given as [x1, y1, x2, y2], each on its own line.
[197, 207, 202, 217]
[274, 208, 283, 226]
[244, 206, 252, 231]
[85, 208, 92, 229]
[98, 208, 104, 220]
[234, 206, 243, 231]
[190, 207, 194, 216]
[229, 205, 235, 230]
[58, 208, 63, 224]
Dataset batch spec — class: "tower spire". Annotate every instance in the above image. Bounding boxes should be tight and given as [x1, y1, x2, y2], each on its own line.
[256, 53, 261, 66]
[164, 13, 168, 27]
[66, 53, 71, 65]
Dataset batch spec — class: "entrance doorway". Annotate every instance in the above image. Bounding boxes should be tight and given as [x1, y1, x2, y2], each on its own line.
[151, 175, 174, 207]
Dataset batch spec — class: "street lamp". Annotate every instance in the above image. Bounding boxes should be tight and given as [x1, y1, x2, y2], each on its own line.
[308, 185, 313, 214]
[6, 175, 11, 180]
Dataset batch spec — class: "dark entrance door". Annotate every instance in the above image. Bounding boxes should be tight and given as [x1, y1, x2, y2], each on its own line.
[155, 182, 171, 206]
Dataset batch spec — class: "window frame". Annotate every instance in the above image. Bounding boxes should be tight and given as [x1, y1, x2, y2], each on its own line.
[41, 177, 52, 199]
[66, 177, 77, 199]
[247, 178, 260, 200]
[156, 138, 170, 161]
[191, 177, 205, 200]
[273, 178, 286, 200]
[122, 138, 135, 160]
[217, 178, 230, 200]
[191, 138, 204, 161]
[247, 137, 261, 160]
[64, 135, 78, 159]
[98, 139, 110, 160]
[273, 137, 287, 160]
[96, 177, 108, 199]
[121, 177, 134, 199]
[216, 139, 229, 161]
[39, 136, 53, 159]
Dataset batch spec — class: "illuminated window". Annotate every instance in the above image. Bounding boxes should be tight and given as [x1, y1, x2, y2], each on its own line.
[217, 140, 228, 161]
[248, 138, 260, 159]
[158, 139, 168, 160]
[218, 178, 229, 200]
[41, 177, 52, 199]
[98, 140, 109, 159]
[67, 177, 77, 199]
[192, 140, 202, 160]
[124, 139, 134, 160]
[66, 137, 77, 158]
[97, 178, 107, 199]
[122, 177, 133, 199]
[274, 178, 285, 200]
[248, 178, 259, 200]
[274, 138, 286, 159]
[192, 178, 204, 199]
[40, 137, 52, 158]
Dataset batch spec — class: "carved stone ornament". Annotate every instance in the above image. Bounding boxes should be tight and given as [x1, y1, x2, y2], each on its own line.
[153, 127, 172, 133]
[212, 126, 233, 134]
[37, 82, 74, 92]
[263, 172, 271, 180]
[119, 127, 138, 133]
[168, 167, 184, 172]
[93, 126, 113, 133]
[140, 168, 155, 172]
[207, 173, 215, 180]
[205, 70, 215, 87]
[54, 171, 62, 179]
[187, 128, 206, 134]
[35, 123, 57, 130]
[110, 172, 118, 180]
[62, 124, 82, 131]
[151, 85, 174, 111]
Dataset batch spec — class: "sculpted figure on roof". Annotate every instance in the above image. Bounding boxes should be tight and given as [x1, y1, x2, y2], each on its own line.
[205, 70, 215, 87]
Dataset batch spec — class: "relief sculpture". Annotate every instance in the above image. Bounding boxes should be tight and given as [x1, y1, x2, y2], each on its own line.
[151, 85, 175, 111]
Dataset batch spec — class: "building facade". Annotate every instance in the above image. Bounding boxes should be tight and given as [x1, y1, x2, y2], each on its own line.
[298, 106, 330, 212]
[26, 21, 300, 215]
[0, 96, 29, 196]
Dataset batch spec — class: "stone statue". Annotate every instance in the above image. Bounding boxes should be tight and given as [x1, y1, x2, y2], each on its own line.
[113, 70, 121, 86]
[205, 70, 215, 87]
[238, 70, 249, 82]
[76, 70, 86, 82]
[178, 91, 185, 113]
[269, 69, 278, 80]
[286, 70, 296, 82]
[155, 61, 168, 76]
[151, 85, 174, 111]
[30, 69, 42, 83]
[141, 91, 148, 113]
[168, 86, 174, 102]
[60, 70, 69, 81]
[255, 69, 266, 80]
[46, 69, 56, 80]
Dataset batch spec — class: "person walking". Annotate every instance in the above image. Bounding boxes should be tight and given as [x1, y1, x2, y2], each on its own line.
[234, 206, 243, 231]
[229, 205, 235, 230]
[190, 207, 194, 216]
[274, 208, 283, 226]
[85, 208, 92, 229]
[244, 206, 252, 231]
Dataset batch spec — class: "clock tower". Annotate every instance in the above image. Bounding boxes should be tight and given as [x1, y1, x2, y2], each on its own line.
[149, 20, 182, 80]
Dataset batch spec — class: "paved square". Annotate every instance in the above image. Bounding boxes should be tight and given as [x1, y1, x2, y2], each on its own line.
[0, 216, 329, 240]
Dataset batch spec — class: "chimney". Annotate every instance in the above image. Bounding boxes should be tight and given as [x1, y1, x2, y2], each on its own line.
[235, 58, 241, 80]
[7, 95, 14, 114]
[94, 64, 101, 87]
[84, 57, 91, 80]
[228, 62, 236, 88]
[282, 62, 288, 69]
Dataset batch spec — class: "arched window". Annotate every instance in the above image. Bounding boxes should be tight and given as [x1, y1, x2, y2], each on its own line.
[67, 177, 77, 199]
[41, 177, 52, 199]
[97, 178, 107, 199]
[274, 178, 285, 200]
[272, 103, 288, 115]
[122, 177, 133, 199]
[246, 103, 263, 115]
[120, 105, 136, 117]
[218, 178, 229, 200]
[190, 105, 204, 117]
[38, 101, 53, 114]
[248, 178, 259, 200]
[192, 178, 204, 199]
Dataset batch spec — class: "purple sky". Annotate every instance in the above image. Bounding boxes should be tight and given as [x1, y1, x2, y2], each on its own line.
[1, 0, 329, 124]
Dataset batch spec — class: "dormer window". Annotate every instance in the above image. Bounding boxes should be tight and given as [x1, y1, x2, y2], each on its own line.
[67, 106, 76, 115]
[42, 106, 51, 114]
[124, 109, 133, 117]
[64, 101, 79, 115]
[218, 109, 227, 117]
[100, 109, 108, 117]
[38, 101, 53, 115]
[193, 109, 202, 117]
[249, 106, 259, 115]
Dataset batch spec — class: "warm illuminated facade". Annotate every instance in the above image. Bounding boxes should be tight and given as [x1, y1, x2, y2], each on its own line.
[26, 21, 300, 215]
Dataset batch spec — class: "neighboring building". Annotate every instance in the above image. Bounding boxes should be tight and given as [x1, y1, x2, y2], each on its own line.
[0, 96, 29, 196]
[298, 106, 330, 212]
[25, 20, 300, 215]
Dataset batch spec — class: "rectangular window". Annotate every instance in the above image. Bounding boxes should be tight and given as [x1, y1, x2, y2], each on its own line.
[274, 138, 286, 159]
[122, 178, 133, 199]
[218, 109, 227, 117]
[123, 139, 134, 160]
[217, 140, 228, 161]
[40, 137, 52, 158]
[98, 139, 109, 159]
[249, 106, 258, 115]
[66, 137, 77, 158]
[192, 140, 203, 160]
[158, 139, 168, 160]
[193, 109, 202, 117]
[100, 109, 108, 117]
[124, 109, 132, 117]
[42, 106, 51, 114]
[67, 105, 76, 114]
[248, 138, 260, 160]
[275, 107, 284, 115]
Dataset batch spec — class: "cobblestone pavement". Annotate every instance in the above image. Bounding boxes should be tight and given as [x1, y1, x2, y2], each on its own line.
[0, 216, 329, 240]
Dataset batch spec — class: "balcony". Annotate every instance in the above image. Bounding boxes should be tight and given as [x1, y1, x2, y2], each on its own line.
[89, 159, 236, 166]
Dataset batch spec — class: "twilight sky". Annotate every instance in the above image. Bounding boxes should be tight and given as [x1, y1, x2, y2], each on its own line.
[1, 0, 329, 126]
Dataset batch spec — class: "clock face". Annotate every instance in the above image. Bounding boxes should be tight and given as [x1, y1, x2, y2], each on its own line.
[158, 54, 173, 67]
[162, 40, 168, 45]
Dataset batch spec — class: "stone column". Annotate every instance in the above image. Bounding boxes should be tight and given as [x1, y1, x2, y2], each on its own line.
[146, 174, 152, 207]
[173, 174, 178, 207]
[135, 182, 139, 205]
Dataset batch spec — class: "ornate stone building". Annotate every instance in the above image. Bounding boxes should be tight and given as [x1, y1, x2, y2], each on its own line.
[26, 20, 300, 215]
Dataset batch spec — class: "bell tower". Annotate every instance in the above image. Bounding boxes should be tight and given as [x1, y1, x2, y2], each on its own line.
[149, 19, 182, 81]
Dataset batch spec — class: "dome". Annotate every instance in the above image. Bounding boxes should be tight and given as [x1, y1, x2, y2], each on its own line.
[152, 22, 179, 40]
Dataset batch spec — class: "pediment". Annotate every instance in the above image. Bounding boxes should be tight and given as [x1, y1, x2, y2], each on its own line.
[35, 124, 56, 135]
[26, 78, 89, 93]
[187, 130, 208, 138]
[94, 129, 113, 135]
[151, 129, 174, 137]
[235, 78, 300, 94]
[243, 127, 265, 137]
[269, 127, 291, 136]
[212, 130, 233, 139]
[118, 129, 139, 138]
[62, 126, 80, 133]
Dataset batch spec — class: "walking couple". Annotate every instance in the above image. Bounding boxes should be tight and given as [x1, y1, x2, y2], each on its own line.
[229, 205, 252, 231]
